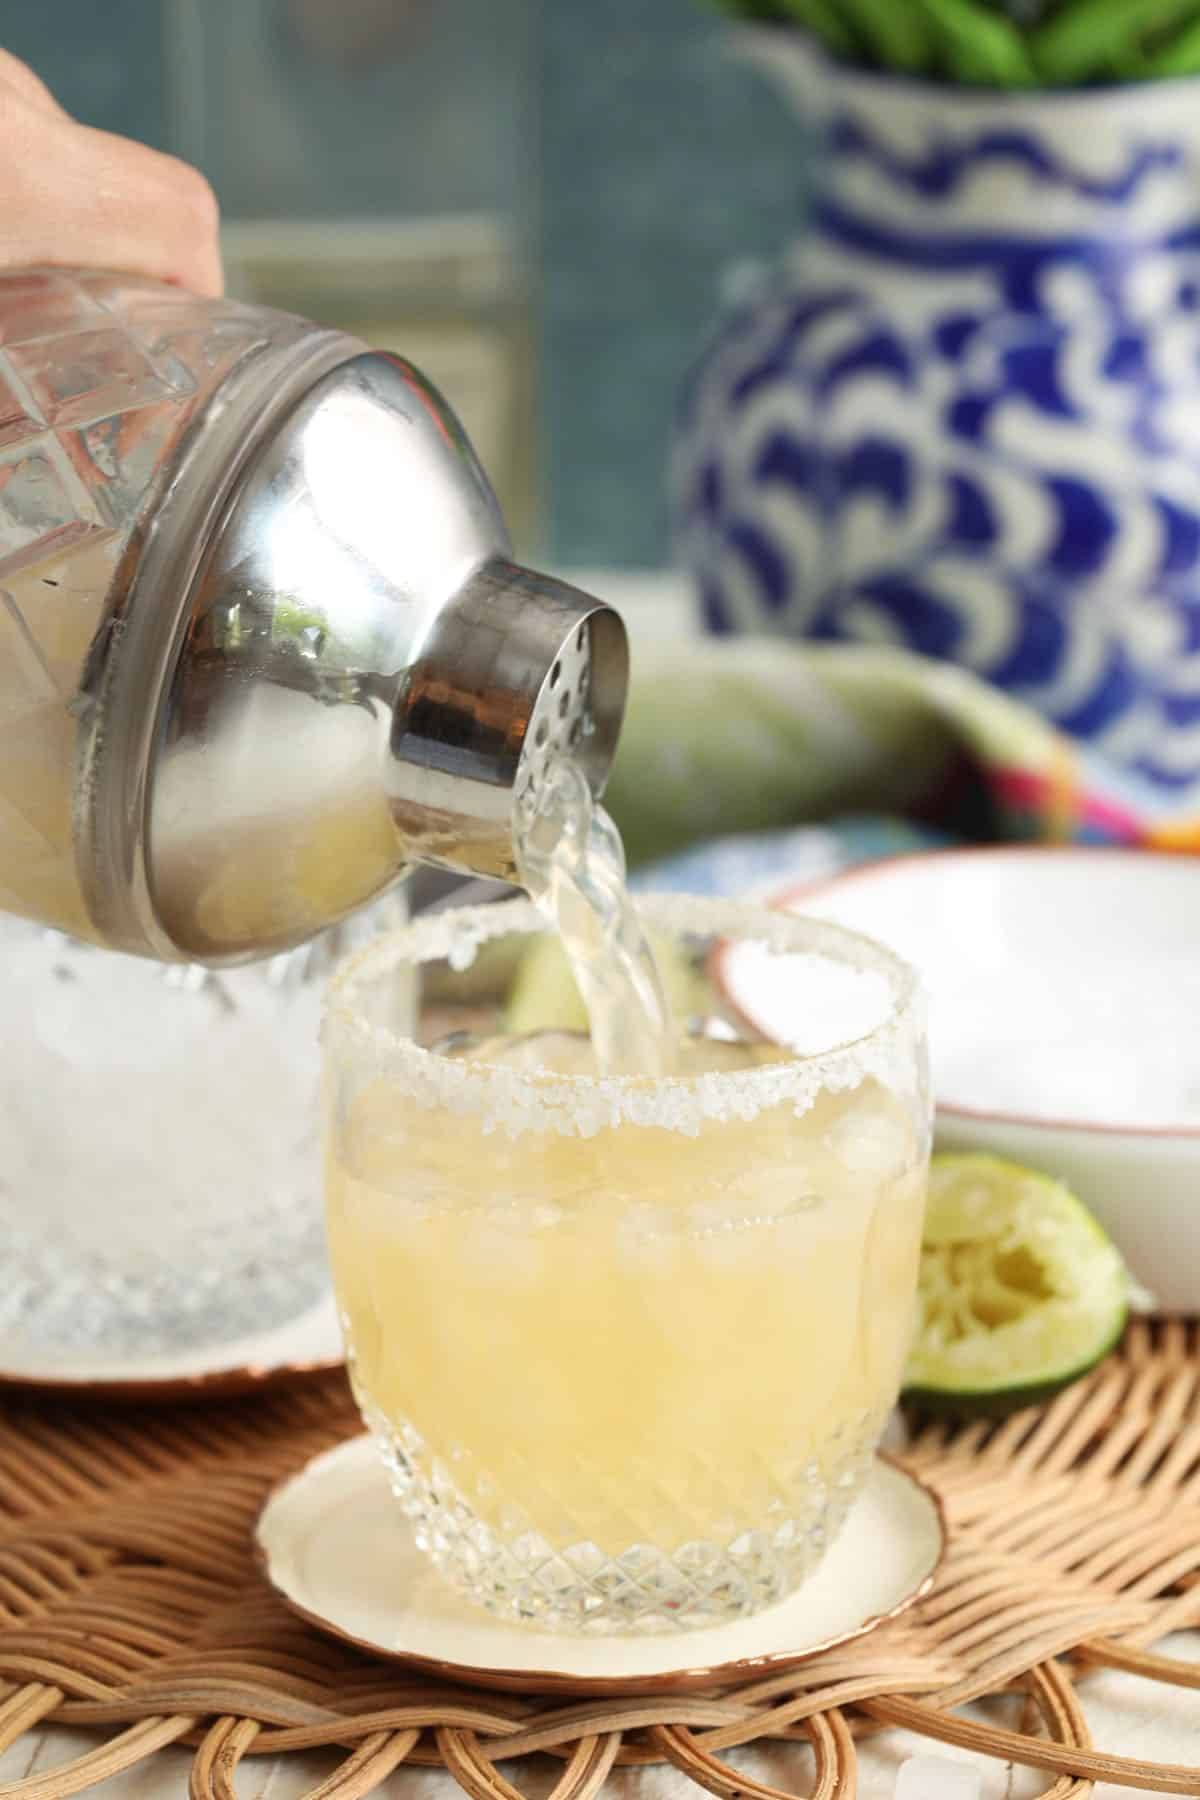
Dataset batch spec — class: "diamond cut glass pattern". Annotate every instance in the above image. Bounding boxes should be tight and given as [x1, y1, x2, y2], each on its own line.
[324, 896, 929, 1632]
[0, 269, 301, 937]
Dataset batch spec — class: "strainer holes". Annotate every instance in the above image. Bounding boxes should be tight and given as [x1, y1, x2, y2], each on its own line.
[569, 721, 582, 748]
[558, 690, 571, 719]
[534, 721, 548, 749]
[576, 627, 587, 652]
[549, 660, 561, 689]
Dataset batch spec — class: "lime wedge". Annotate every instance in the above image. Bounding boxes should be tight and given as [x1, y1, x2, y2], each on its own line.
[904, 1153, 1128, 1419]
[505, 930, 707, 1039]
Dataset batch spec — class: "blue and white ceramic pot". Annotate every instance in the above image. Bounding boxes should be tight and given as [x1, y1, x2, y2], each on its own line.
[674, 33, 1200, 789]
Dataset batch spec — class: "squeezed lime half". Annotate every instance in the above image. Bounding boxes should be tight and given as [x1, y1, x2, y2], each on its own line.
[904, 1153, 1129, 1419]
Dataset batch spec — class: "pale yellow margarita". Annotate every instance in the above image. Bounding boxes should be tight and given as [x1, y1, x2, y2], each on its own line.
[324, 898, 928, 1631]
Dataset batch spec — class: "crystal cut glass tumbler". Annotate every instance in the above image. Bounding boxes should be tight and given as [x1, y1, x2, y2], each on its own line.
[323, 895, 929, 1633]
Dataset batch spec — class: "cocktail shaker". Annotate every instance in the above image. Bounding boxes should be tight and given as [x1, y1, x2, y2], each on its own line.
[0, 268, 627, 962]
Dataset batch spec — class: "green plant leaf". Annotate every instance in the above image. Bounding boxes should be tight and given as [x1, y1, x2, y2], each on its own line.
[841, 0, 935, 69]
[712, 0, 1200, 86]
[768, 0, 865, 56]
[1141, 12, 1200, 73]
[1032, 0, 1200, 81]
[710, 0, 793, 20]
[914, 0, 1040, 83]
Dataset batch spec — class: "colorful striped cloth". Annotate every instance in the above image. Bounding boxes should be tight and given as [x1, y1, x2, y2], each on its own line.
[605, 639, 1200, 892]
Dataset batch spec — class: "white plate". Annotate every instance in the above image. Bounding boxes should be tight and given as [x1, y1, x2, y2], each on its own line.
[0, 1292, 343, 1398]
[721, 846, 1200, 1314]
[255, 1436, 944, 1695]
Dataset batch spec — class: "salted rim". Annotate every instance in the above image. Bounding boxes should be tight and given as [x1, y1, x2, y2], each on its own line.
[323, 893, 923, 1137]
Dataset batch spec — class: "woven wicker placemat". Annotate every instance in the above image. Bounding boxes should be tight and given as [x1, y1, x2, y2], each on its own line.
[1, 1319, 1200, 1800]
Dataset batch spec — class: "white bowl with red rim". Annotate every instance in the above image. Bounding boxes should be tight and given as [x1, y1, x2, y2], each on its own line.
[717, 846, 1200, 1316]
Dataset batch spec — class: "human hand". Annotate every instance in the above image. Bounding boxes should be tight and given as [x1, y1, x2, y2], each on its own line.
[0, 48, 222, 296]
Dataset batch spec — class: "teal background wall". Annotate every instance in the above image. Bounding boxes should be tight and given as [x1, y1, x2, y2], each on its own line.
[0, 0, 802, 568]
[539, 0, 798, 566]
[0, 0, 168, 150]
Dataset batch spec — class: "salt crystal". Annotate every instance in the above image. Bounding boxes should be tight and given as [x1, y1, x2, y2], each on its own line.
[446, 922, 485, 972]
[894, 1755, 982, 1800]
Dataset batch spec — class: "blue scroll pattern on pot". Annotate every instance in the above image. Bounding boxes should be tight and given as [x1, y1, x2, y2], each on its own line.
[673, 36, 1200, 790]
